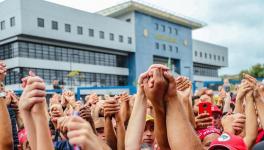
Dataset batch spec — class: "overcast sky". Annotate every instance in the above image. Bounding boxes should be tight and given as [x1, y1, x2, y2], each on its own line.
[1, 0, 263, 75]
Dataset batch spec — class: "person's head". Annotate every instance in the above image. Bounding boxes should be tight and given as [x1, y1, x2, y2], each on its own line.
[193, 94, 212, 115]
[142, 115, 155, 147]
[198, 127, 221, 149]
[95, 118, 105, 141]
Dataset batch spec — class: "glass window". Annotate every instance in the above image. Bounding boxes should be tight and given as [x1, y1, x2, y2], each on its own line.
[37, 18, 44, 27]
[10, 17, 15, 27]
[155, 23, 159, 30]
[119, 35, 123, 43]
[155, 42, 159, 49]
[195, 51, 197, 56]
[209, 54, 212, 59]
[99, 31, 104, 39]
[222, 56, 225, 61]
[110, 33, 114, 41]
[128, 37, 132, 44]
[0, 21, 5, 30]
[175, 47, 178, 53]
[65, 24, 71, 32]
[88, 29, 94, 37]
[205, 53, 207, 58]
[52, 21, 58, 30]
[218, 56, 220, 61]
[77, 26, 83, 35]
[169, 45, 173, 52]
[162, 25, 165, 32]
[175, 28, 178, 35]
[162, 44, 166, 50]
[214, 55, 216, 60]
[200, 52, 202, 57]
[169, 27, 172, 33]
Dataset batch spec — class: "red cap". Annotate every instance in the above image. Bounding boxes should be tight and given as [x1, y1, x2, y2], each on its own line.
[197, 127, 221, 140]
[209, 132, 247, 150]
[18, 129, 27, 144]
[211, 105, 222, 115]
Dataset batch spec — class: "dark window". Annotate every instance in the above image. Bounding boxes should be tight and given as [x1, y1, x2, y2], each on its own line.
[175, 28, 178, 35]
[88, 29, 94, 37]
[155, 23, 159, 30]
[195, 51, 197, 56]
[209, 54, 212, 59]
[37, 18, 44, 27]
[51, 21, 58, 30]
[169, 27, 172, 33]
[110, 33, 114, 41]
[162, 25, 165, 32]
[222, 56, 225, 61]
[162, 44, 166, 50]
[126, 18, 131, 22]
[169, 45, 173, 52]
[128, 37, 132, 44]
[0, 21, 5, 30]
[119, 35, 123, 43]
[77, 26, 83, 35]
[218, 56, 220, 61]
[65, 24, 71, 32]
[99, 31, 104, 39]
[200, 52, 203, 57]
[214, 55, 216, 60]
[175, 47, 179, 53]
[205, 53, 207, 58]
[155, 42, 159, 49]
[10, 17, 15, 27]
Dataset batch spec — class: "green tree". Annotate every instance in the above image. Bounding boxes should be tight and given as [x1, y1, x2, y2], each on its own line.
[239, 64, 264, 78]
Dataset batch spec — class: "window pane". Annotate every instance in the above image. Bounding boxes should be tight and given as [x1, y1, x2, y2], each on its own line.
[77, 26, 83, 35]
[37, 18, 44, 27]
[52, 21, 58, 30]
[0, 21, 5, 30]
[119, 35, 123, 43]
[10, 17, 15, 27]
[88, 29, 94, 37]
[99, 31, 104, 39]
[65, 24, 71, 32]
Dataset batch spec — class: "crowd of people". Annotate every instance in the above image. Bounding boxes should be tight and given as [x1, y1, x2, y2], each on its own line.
[1, 61, 264, 150]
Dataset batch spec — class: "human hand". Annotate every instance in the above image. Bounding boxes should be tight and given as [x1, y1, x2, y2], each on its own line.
[66, 116, 102, 150]
[176, 76, 192, 100]
[144, 68, 168, 107]
[87, 93, 99, 106]
[103, 97, 120, 118]
[50, 104, 63, 126]
[236, 81, 252, 101]
[231, 113, 246, 135]
[19, 75, 46, 112]
[79, 105, 92, 121]
[163, 71, 177, 99]
[195, 113, 213, 129]
[62, 90, 76, 106]
[119, 92, 130, 102]
[0, 61, 7, 82]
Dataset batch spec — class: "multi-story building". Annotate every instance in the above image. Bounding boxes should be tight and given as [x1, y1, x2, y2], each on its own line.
[0, 0, 227, 94]
[192, 39, 228, 89]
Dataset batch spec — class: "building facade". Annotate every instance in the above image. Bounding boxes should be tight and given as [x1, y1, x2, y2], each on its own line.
[0, 0, 227, 94]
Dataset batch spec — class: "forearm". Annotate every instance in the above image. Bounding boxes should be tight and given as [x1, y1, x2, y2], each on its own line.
[87, 117, 97, 134]
[234, 97, 244, 114]
[116, 119, 125, 150]
[255, 97, 264, 128]
[166, 96, 203, 150]
[120, 101, 130, 126]
[0, 101, 13, 149]
[20, 111, 37, 150]
[32, 104, 54, 150]
[223, 95, 231, 113]
[153, 105, 170, 150]
[244, 99, 258, 149]
[16, 114, 24, 130]
[180, 96, 195, 128]
[104, 116, 117, 150]
[125, 92, 147, 150]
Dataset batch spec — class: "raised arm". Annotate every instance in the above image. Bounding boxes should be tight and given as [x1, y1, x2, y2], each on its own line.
[164, 71, 203, 150]
[125, 72, 148, 150]
[255, 85, 264, 128]
[243, 90, 258, 149]
[234, 81, 251, 114]
[143, 68, 170, 150]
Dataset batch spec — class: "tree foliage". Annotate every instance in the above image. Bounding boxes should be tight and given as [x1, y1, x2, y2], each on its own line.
[239, 64, 264, 79]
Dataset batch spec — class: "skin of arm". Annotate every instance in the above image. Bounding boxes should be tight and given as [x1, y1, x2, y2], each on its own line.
[254, 87, 264, 128]
[222, 93, 232, 113]
[115, 111, 126, 150]
[125, 72, 148, 150]
[234, 81, 251, 114]
[164, 71, 203, 150]
[0, 98, 13, 149]
[119, 94, 130, 127]
[243, 91, 258, 150]
[143, 68, 170, 150]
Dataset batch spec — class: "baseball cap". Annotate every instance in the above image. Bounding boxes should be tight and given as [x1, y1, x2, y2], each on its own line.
[146, 114, 154, 122]
[209, 132, 247, 150]
[197, 127, 221, 141]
